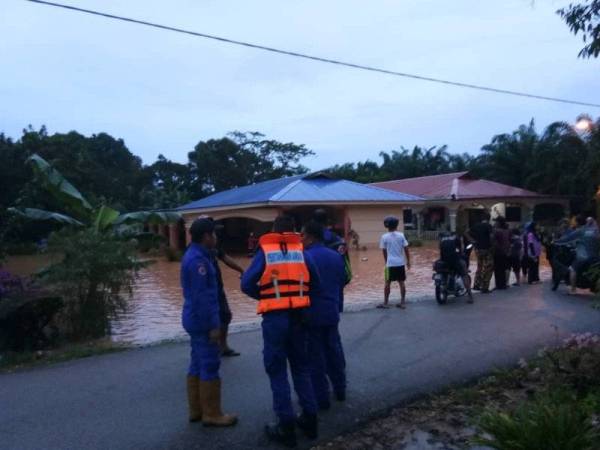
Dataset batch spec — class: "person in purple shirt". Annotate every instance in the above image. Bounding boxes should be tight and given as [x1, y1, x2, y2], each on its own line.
[302, 220, 349, 411]
[525, 222, 542, 284]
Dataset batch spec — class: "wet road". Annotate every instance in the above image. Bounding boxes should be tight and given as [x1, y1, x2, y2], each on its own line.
[0, 283, 596, 450]
[5, 245, 551, 345]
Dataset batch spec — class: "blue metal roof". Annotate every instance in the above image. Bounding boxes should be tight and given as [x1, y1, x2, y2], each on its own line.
[178, 173, 422, 211]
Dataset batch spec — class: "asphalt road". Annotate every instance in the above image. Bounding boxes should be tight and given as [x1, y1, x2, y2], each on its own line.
[2, 284, 600, 450]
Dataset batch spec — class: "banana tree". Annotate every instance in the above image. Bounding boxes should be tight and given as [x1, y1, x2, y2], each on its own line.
[9, 154, 181, 232]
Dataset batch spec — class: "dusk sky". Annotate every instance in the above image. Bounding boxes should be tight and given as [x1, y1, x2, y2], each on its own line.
[2, 0, 599, 170]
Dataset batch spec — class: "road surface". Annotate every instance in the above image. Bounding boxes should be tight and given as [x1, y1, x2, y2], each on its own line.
[1, 284, 599, 449]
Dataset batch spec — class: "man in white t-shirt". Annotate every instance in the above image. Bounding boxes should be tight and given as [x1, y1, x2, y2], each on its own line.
[378, 216, 411, 309]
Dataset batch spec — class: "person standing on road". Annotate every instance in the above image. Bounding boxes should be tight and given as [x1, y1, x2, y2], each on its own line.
[378, 216, 411, 309]
[302, 221, 349, 410]
[181, 217, 238, 427]
[241, 215, 321, 447]
[493, 216, 511, 290]
[312, 208, 353, 292]
[509, 228, 524, 286]
[467, 213, 494, 294]
[211, 245, 245, 357]
[525, 222, 542, 284]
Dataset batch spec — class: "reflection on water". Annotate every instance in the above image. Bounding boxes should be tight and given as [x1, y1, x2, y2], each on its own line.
[4, 245, 551, 345]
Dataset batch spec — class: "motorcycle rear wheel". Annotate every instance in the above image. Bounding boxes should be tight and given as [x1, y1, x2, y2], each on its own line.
[435, 285, 448, 304]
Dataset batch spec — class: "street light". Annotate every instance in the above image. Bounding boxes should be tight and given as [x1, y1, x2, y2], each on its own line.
[575, 114, 594, 132]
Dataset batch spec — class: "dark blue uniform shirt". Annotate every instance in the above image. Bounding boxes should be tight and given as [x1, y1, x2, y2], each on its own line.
[181, 243, 220, 334]
[304, 243, 346, 327]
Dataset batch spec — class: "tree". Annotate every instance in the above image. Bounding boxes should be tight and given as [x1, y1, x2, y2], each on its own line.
[327, 145, 475, 183]
[0, 134, 28, 212]
[7, 154, 181, 339]
[138, 154, 191, 209]
[478, 118, 600, 212]
[0, 127, 149, 215]
[478, 120, 541, 190]
[187, 131, 314, 197]
[9, 154, 181, 231]
[558, 0, 600, 58]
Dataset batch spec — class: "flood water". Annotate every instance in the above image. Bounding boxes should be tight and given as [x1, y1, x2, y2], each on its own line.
[4, 245, 550, 345]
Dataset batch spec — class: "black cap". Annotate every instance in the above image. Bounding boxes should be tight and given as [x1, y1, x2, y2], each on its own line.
[190, 217, 216, 242]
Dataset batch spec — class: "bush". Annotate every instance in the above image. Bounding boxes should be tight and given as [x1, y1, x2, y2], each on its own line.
[410, 239, 424, 247]
[585, 264, 600, 295]
[474, 390, 599, 450]
[0, 294, 63, 351]
[41, 228, 145, 340]
[541, 333, 600, 396]
[0, 269, 63, 351]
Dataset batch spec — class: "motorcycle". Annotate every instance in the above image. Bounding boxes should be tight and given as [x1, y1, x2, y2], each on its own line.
[432, 259, 467, 304]
[550, 243, 600, 293]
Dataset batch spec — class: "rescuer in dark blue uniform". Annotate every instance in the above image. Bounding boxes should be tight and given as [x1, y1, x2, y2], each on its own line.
[181, 217, 237, 427]
[312, 208, 352, 309]
[241, 215, 321, 447]
[302, 221, 349, 410]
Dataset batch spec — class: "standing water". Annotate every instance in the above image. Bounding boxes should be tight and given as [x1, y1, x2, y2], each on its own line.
[4, 245, 550, 345]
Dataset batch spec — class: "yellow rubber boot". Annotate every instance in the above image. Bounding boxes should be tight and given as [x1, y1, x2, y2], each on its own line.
[200, 379, 238, 427]
[186, 375, 202, 422]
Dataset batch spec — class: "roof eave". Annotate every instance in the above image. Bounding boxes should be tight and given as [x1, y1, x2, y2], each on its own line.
[179, 199, 425, 215]
[420, 195, 568, 201]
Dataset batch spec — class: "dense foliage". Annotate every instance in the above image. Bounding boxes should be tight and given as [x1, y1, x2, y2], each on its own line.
[328, 119, 600, 213]
[474, 333, 600, 449]
[1, 118, 599, 242]
[328, 145, 477, 184]
[0, 127, 313, 217]
[558, 0, 600, 58]
[0, 128, 312, 243]
[187, 131, 314, 198]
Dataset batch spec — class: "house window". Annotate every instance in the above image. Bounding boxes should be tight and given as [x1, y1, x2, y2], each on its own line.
[506, 206, 521, 222]
[403, 209, 414, 228]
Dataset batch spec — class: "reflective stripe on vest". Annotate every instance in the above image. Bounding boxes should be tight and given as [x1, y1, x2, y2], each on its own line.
[257, 232, 311, 314]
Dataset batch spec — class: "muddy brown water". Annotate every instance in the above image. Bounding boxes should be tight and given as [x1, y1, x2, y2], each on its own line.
[4, 245, 550, 345]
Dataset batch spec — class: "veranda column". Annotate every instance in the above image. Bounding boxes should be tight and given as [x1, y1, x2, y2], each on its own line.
[184, 221, 192, 246]
[342, 207, 351, 242]
[161, 224, 170, 241]
[416, 209, 424, 239]
[449, 208, 458, 232]
[168, 223, 181, 250]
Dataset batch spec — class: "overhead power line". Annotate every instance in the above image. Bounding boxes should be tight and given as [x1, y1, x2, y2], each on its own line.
[26, 0, 600, 109]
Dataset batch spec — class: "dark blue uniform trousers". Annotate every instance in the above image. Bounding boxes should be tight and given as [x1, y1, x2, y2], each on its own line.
[188, 333, 220, 381]
[262, 311, 318, 423]
[308, 325, 346, 406]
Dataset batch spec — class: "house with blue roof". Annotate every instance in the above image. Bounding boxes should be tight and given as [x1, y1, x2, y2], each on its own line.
[177, 172, 422, 248]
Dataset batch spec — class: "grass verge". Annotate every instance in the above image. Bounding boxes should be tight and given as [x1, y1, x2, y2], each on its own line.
[314, 333, 600, 450]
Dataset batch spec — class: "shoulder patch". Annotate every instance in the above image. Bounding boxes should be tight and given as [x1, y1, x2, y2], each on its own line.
[197, 262, 207, 276]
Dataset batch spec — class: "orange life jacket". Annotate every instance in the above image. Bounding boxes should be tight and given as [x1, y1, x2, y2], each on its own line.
[257, 232, 311, 314]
